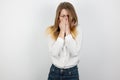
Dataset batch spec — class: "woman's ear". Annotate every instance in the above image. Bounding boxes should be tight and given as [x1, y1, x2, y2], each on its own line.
[71, 21, 75, 27]
[74, 22, 77, 26]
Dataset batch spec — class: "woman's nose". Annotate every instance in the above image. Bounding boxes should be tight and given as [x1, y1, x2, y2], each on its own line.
[64, 16, 68, 20]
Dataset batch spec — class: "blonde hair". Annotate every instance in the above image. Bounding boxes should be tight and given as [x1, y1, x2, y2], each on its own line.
[45, 2, 78, 40]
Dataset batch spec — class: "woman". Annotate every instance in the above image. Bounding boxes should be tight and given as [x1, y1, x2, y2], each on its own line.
[46, 2, 82, 80]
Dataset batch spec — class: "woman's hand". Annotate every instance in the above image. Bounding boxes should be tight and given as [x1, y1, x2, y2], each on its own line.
[59, 18, 71, 38]
[65, 18, 70, 36]
[59, 19, 66, 33]
[59, 19, 66, 39]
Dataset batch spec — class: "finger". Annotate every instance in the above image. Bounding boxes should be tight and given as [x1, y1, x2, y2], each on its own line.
[65, 18, 68, 26]
[63, 18, 66, 23]
[59, 21, 65, 29]
[61, 19, 65, 27]
[59, 22, 63, 27]
[59, 23, 61, 29]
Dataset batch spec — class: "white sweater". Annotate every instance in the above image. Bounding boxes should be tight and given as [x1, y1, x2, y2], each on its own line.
[47, 26, 82, 69]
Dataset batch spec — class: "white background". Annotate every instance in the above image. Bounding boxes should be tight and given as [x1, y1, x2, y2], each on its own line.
[0, 0, 120, 80]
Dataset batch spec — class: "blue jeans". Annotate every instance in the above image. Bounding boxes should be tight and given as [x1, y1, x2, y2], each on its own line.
[48, 64, 79, 80]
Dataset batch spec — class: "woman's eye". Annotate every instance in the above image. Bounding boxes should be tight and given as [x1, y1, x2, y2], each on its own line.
[60, 15, 69, 18]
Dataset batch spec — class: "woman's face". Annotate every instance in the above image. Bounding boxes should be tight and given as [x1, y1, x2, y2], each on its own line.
[59, 9, 69, 22]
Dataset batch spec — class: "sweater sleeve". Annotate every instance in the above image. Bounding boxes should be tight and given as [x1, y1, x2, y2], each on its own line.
[48, 35, 64, 58]
[65, 27, 82, 57]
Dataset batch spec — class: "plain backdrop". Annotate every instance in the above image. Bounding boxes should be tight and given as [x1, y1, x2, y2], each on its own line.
[0, 0, 120, 80]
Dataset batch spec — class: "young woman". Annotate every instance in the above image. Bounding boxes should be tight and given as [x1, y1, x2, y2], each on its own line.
[46, 2, 82, 80]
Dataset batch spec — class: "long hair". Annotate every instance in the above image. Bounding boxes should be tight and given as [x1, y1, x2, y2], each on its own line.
[46, 2, 78, 40]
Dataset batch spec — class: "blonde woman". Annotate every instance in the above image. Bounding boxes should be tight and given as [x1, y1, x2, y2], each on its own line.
[46, 2, 82, 80]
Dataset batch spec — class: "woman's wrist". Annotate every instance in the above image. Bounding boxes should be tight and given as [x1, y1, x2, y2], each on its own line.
[58, 31, 65, 39]
[66, 30, 70, 36]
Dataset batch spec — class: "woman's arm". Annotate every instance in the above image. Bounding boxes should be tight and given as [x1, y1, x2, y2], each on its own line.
[48, 31, 65, 58]
[65, 27, 82, 57]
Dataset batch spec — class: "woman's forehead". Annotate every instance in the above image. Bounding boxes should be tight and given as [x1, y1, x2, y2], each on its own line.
[60, 9, 69, 15]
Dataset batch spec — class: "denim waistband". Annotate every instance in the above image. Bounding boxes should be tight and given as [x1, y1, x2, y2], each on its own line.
[51, 64, 78, 71]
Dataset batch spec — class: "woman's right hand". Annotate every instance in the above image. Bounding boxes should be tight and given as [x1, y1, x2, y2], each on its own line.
[58, 19, 66, 39]
[59, 19, 66, 33]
